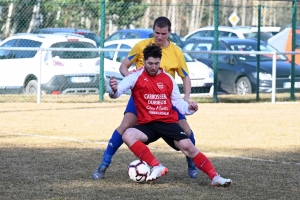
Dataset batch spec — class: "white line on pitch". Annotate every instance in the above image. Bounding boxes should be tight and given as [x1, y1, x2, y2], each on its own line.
[0, 132, 107, 145]
[1, 132, 299, 166]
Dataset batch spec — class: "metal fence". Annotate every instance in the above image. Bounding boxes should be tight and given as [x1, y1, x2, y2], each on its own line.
[0, 0, 300, 103]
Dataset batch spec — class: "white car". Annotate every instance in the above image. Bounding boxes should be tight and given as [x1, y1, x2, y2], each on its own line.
[183, 26, 277, 42]
[104, 39, 213, 93]
[0, 33, 106, 94]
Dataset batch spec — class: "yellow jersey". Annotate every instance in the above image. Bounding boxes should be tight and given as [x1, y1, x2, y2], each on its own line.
[127, 38, 189, 79]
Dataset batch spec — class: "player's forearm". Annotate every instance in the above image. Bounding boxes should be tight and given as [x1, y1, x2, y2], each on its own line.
[171, 82, 195, 115]
[182, 76, 191, 101]
[119, 63, 129, 77]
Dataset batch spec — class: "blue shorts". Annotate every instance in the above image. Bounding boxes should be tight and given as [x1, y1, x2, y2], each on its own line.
[124, 96, 187, 120]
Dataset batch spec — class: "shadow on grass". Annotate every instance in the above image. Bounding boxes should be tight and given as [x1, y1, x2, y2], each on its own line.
[0, 147, 299, 200]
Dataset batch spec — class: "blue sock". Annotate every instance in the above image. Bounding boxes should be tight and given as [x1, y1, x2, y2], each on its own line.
[100, 130, 123, 167]
[189, 131, 196, 145]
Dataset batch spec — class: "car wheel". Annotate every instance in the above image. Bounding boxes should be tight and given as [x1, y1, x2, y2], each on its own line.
[25, 80, 37, 94]
[235, 77, 252, 94]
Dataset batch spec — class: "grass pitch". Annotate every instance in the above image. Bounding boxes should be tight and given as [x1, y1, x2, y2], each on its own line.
[0, 101, 299, 200]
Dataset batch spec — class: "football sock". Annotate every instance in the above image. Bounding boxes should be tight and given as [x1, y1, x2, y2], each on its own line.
[130, 141, 160, 167]
[100, 129, 123, 167]
[189, 130, 196, 145]
[193, 153, 217, 180]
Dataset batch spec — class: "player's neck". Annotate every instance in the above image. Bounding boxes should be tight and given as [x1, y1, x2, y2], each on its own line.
[161, 40, 170, 48]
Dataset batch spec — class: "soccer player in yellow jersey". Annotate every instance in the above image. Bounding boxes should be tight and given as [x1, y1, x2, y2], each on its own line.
[93, 16, 198, 180]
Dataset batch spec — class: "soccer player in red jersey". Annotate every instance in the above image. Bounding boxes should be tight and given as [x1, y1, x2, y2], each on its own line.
[108, 44, 231, 186]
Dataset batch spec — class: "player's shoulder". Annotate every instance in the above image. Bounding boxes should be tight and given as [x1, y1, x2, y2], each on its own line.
[162, 69, 175, 80]
[136, 38, 153, 48]
[168, 41, 183, 52]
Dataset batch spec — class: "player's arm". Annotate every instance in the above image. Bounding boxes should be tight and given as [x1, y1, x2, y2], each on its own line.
[109, 73, 138, 99]
[119, 44, 140, 77]
[181, 75, 191, 102]
[177, 49, 191, 102]
[119, 57, 133, 77]
[168, 75, 196, 115]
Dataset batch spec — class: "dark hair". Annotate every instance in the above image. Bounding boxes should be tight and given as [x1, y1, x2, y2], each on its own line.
[153, 16, 171, 32]
[143, 43, 162, 61]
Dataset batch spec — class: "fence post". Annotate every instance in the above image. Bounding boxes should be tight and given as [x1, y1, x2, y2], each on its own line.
[99, 0, 106, 102]
[213, 0, 219, 103]
[256, 5, 261, 101]
[290, 0, 297, 100]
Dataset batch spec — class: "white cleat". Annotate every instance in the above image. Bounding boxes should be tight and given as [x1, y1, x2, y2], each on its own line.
[211, 174, 232, 187]
[146, 165, 168, 181]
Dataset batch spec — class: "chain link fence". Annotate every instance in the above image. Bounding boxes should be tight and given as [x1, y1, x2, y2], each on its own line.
[0, 0, 299, 103]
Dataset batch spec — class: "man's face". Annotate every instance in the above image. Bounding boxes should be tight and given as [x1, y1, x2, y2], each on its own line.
[144, 57, 160, 76]
[153, 26, 171, 46]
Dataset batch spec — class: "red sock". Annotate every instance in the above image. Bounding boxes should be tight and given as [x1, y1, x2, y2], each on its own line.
[129, 141, 160, 166]
[193, 153, 217, 180]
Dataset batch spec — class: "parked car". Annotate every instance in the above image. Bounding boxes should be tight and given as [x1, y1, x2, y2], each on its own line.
[104, 38, 214, 93]
[182, 38, 300, 94]
[30, 27, 101, 47]
[105, 28, 183, 47]
[0, 33, 103, 94]
[183, 26, 275, 42]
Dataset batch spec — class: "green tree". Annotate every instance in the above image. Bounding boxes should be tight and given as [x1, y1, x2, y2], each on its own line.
[106, 0, 148, 28]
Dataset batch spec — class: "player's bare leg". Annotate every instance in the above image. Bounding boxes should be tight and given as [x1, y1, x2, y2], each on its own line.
[175, 139, 232, 187]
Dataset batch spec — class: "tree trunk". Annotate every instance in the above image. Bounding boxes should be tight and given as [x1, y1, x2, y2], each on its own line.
[4, 2, 14, 37]
[28, 0, 41, 33]
[199, 0, 205, 27]
[142, 0, 151, 28]
[188, 0, 197, 33]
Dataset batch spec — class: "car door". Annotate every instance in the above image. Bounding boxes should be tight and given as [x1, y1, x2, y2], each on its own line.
[0, 39, 40, 89]
[216, 43, 239, 93]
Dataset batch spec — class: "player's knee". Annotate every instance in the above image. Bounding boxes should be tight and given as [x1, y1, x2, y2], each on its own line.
[180, 141, 197, 154]
[122, 128, 136, 144]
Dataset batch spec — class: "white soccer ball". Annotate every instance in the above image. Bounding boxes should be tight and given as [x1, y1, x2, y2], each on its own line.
[127, 160, 151, 183]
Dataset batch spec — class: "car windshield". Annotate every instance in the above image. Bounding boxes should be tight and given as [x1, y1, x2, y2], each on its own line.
[229, 43, 287, 61]
[51, 42, 98, 59]
[243, 32, 274, 42]
[183, 53, 194, 62]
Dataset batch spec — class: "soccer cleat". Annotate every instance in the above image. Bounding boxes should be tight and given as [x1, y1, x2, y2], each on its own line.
[146, 165, 168, 181]
[211, 174, 232, 187]
[186, 156, 198, 179]
[92, 164, 108, 180]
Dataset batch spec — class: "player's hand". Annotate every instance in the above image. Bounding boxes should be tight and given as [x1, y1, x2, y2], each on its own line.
[109, 76, 118, 93]
[188, 101, 198, 111]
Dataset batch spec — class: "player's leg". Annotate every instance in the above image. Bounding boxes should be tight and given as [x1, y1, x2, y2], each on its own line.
[174, 106, 198, 179]
[175, 139, 232, 187]
[123, 125, 168, 181]
[93, 96, 137, 180]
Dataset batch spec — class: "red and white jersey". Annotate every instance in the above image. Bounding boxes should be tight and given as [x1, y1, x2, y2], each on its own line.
[109, 67, 195, 124]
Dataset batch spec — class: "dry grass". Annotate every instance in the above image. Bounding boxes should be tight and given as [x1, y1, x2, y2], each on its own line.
[0, 101, 300, 200]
